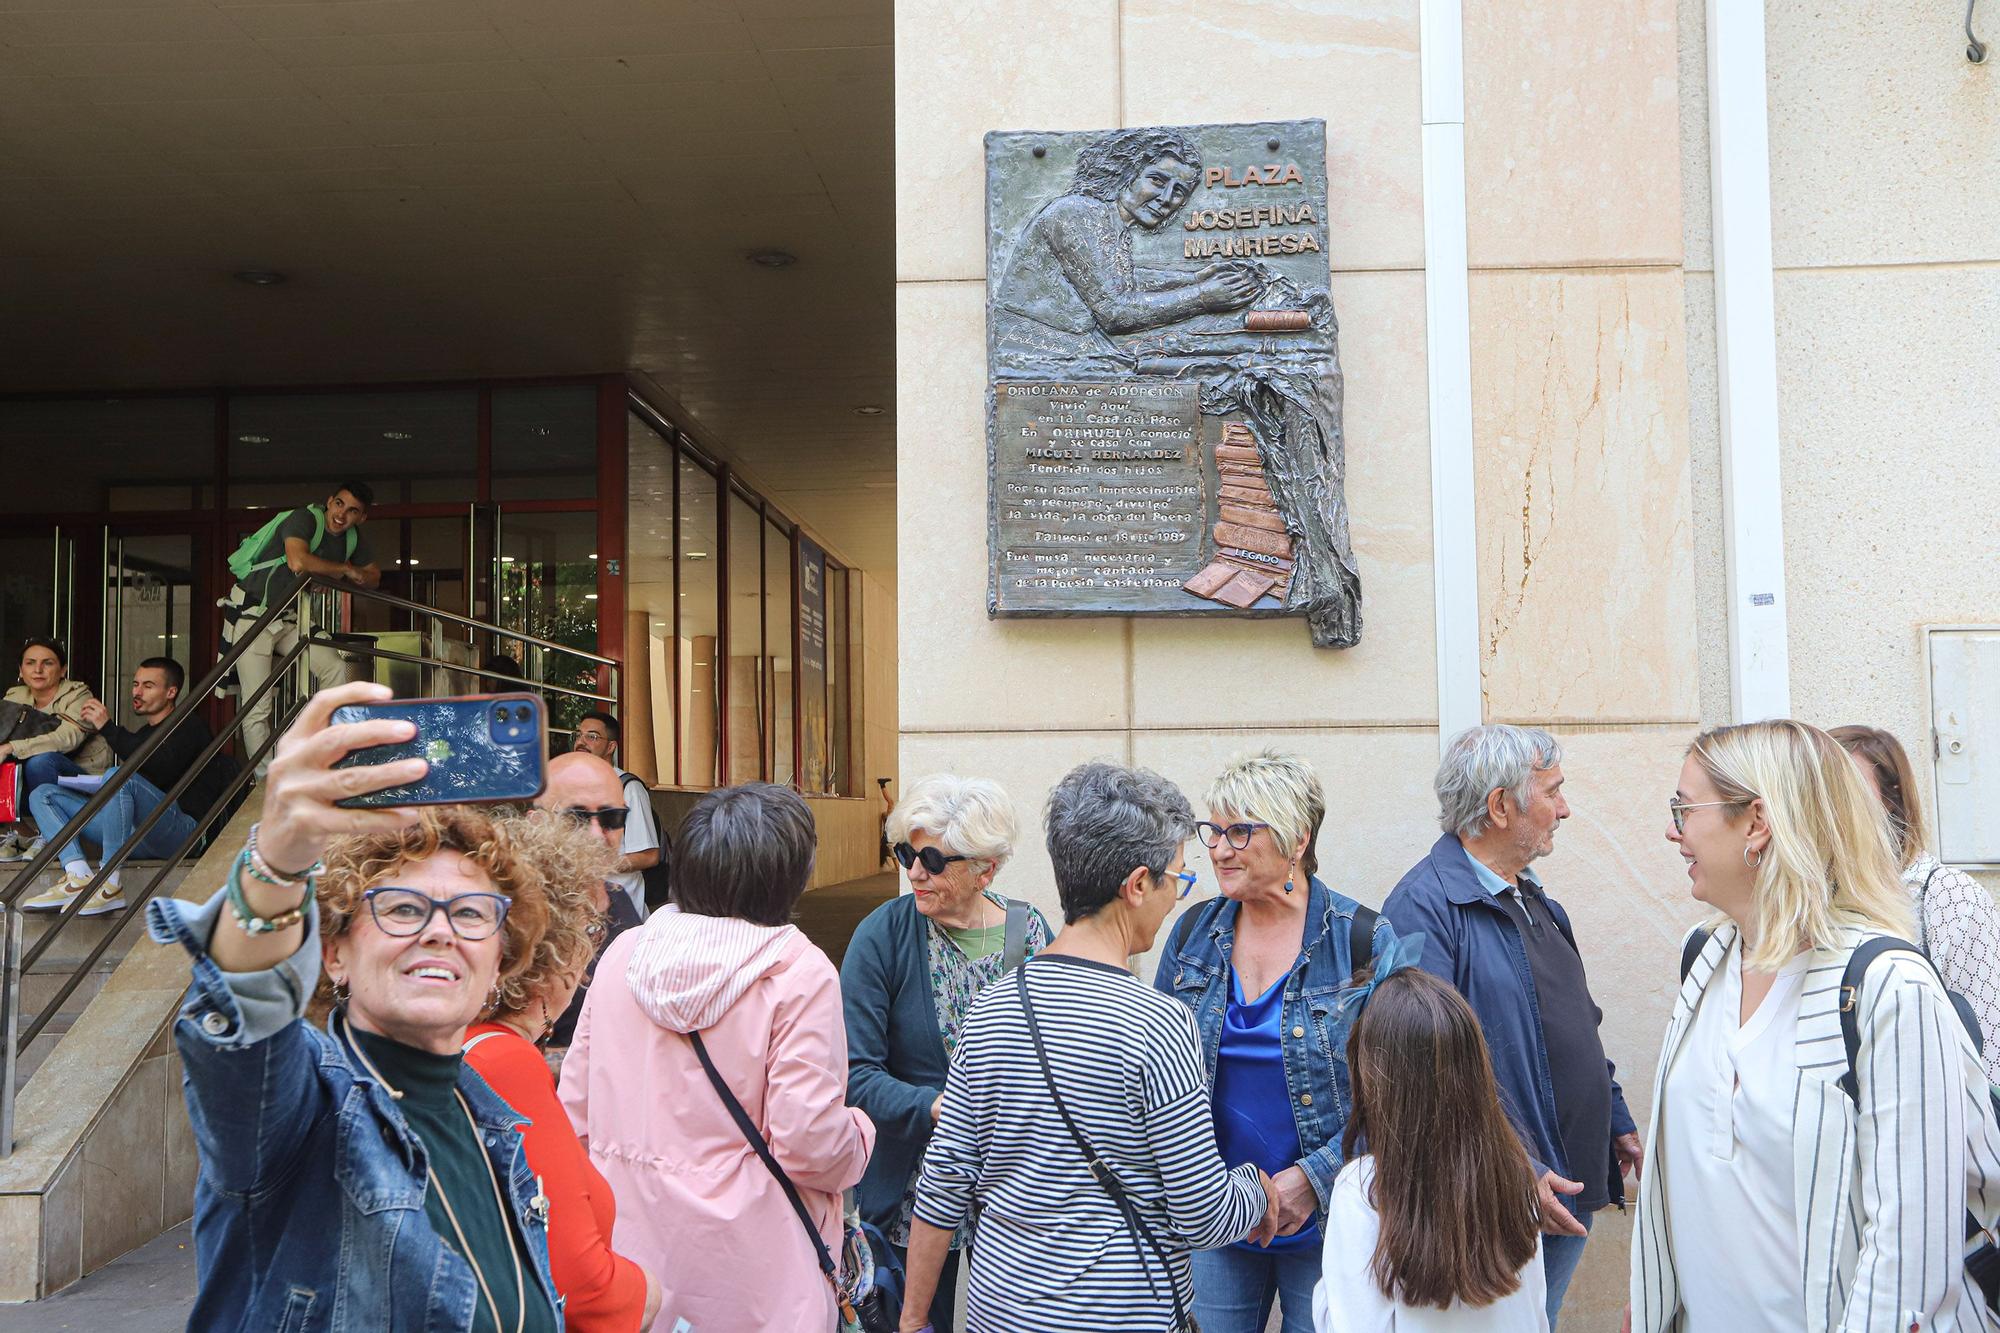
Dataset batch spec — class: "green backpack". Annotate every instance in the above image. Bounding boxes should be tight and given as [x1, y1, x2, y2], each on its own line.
[226, 504, 357, 598]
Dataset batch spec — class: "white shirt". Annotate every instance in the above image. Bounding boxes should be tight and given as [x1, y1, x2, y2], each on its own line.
[608, 770, 659, 919]
[1659, 941, 1812, 1333]
[1313, 1158, 1548, 1333]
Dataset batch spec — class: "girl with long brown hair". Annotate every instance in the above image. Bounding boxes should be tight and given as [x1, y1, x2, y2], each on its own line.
[1313, 946, 1546, 1332]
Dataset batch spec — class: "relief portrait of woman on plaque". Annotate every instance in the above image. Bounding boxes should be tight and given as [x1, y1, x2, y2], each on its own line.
[992, 126, 1265, 374]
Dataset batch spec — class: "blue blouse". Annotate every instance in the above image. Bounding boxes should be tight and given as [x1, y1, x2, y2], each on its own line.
[1211, 966, 1318, 1252]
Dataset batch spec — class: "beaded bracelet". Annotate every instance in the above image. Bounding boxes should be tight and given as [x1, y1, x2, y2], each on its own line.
[227, 846, 311, 936]
[245, 821, 320, 888]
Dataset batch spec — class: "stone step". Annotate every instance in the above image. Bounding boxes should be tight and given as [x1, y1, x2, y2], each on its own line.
[12, 1012, 76, 1092]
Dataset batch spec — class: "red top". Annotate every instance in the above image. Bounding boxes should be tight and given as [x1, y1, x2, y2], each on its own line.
[464, 1022, 648, 1332]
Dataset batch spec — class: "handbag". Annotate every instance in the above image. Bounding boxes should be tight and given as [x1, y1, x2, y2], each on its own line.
[0, 759, 18, 824]
[1016, 965, 1201, 1333]
[686, 1030, 895, 1333]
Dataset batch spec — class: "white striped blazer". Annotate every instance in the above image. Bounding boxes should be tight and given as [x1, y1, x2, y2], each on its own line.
[1630, 921, 2000, 1333]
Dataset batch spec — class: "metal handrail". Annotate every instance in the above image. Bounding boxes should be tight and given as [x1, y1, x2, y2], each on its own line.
[0, 572, 623, 1155]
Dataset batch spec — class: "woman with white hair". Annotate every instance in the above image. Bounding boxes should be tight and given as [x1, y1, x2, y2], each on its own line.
[842, 773, 1053, 1332]
[1632, 719, 2000, 1331]
[1153, 748, 1394, 1333]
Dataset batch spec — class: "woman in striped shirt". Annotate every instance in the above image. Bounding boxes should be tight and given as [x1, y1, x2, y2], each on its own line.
[1632, 719, 2000, 1332]
[901, 761, 1281, 1333]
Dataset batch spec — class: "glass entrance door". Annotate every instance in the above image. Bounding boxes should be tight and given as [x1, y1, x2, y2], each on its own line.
[0, 530, 75, 661]
[100, 530, 199, 727]
[487, 507, 599, 736]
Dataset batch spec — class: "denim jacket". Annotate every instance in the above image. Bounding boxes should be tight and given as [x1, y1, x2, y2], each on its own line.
[1151, 876, 1395, 1211]
[147, 889, 562, 1332]
[1380, 834, 1636, 1209]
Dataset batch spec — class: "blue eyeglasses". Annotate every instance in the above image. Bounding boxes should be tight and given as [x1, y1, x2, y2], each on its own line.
[1172, 870, 1198, 899]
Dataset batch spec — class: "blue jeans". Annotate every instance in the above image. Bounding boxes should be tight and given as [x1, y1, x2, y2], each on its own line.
[1540, 1206, 1596, 1331]
[1190, 1242, 1320, 1333]
[15, 752, 83, 829]
[28, 771, 194, 877]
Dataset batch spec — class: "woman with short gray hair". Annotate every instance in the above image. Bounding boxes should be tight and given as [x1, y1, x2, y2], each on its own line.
[559, 783, 876, 1331]
[842, 775, 1052, 1332]
[899, 762, 1278, 1333]
[1153, 749, 1393, 1333]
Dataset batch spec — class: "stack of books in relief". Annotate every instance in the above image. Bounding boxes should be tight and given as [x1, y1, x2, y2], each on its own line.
[1182, 422, 1296, 609]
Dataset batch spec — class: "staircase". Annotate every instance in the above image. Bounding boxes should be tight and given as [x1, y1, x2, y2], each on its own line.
[0, 795, 257, 1302]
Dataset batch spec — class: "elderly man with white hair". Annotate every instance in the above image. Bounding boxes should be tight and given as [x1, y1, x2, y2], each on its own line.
[841, 774, 1053, 1333]
[1381, 725, 1641, 1331]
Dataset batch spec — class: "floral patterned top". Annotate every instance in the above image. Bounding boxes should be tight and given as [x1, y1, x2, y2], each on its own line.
[888, 891, 1052, 1247]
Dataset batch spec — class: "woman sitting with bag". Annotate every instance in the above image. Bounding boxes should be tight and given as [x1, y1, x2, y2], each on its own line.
[901, 761, 1281, 1333]
[559, 782, 876, 1331]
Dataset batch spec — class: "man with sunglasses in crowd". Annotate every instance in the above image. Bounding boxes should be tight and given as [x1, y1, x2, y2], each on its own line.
[570, 710, 664, 917]
[536, 750, 648, 1049]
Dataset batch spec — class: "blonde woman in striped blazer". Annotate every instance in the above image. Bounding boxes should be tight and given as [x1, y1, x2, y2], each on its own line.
[1631, 719, 2000, 1333]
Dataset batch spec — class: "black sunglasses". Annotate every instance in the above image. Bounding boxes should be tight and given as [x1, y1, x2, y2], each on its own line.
[893, 842, 972, 875]
[562, 805, 629, 831]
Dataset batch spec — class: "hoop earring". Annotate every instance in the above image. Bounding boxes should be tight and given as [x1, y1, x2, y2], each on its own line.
[487, 982, 502, 1014]
[1744, 845, 1762, 869]
[330, 976, 350, 1007]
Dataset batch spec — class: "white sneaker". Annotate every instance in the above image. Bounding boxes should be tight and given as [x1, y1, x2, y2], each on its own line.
[76, 882, 127, 918]
[18, 874, 87, 912]
[0, 835, 41, 863]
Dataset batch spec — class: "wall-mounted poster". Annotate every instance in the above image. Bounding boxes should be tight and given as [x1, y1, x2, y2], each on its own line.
[985, 119, 1360, 647]
[797, 535, 829, 793]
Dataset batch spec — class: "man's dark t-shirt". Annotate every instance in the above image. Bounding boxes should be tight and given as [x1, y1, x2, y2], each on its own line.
[1495, 883, 1614, 1213]
[240, 507, 373, 608]
[549, 886, 644, 1048]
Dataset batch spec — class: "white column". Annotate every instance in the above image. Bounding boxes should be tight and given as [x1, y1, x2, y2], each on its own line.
[1707, 0, 1792, 721]
[1421, 0, 1482, 748]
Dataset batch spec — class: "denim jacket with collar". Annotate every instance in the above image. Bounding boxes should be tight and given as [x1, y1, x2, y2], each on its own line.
[147, 888, 562, 1333]
[1150, 875, 1395, 1211]
[1380, 833, 1636, 1209]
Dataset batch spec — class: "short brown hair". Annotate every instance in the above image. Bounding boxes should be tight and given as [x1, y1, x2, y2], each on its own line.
[1830, 724, 1927, 867]
[1343, 967, 1539, 1309]
[309, 805, 614, 1021]
[673, 783, 816, 927]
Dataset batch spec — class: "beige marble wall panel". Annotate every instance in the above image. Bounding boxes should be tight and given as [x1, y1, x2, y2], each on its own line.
[1776, 267, 2000, 814]
[42, 1155, 82, 1296]
[1472, 268, 1698, 724]
[900, 728, 1132, 926]
[1681, 274, 1729, 729]
[163, 1049, 198, 1229]
[1765, 2, 2000, 269]
[0, 1194, 39, 1302]
[1463, 0, 1682, 268]
[894, 0, 1118, 282]
[1676, 0, 1712, 273]
[81, 1055, 166, 1274]
[1132, 269, 1436, 727]
[1120, 0, 1423, 272]
[896, 281, 1131, 732]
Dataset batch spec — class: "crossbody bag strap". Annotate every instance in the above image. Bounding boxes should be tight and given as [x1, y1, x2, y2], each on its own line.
[1014, 964, 1191, 1331]
[687, 1030, 838, 1283]
[1001, 898, 1031, 972]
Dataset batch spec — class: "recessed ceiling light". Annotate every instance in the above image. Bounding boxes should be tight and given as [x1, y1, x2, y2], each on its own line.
[747, 249, 798, 269]
[237, 434, 270, 444]
[500, 555, 515, 563]
[583, 593, 599, 600]
[853, 405, 886, 416]
[232, 269, 287, 286]
[588, 552, 598, 560]
[685, 551, 709, 560]
[383, 431, 412, 441]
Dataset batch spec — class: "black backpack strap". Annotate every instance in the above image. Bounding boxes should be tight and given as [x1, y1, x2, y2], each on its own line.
[1016, 964, 1192, 1331]
[1678, 927, 1712, 984]
[1349, 903, 1378, 976]
[687, 1030, 839, 1283]
[1166, 899, 1206, 959]
[1837, 937, 1929, 1104]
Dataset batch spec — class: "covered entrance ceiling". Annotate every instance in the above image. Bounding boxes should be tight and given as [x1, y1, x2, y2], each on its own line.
[0, 0, 895, 570]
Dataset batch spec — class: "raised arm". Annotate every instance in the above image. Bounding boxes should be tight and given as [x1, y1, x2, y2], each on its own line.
[1037, 202, 1258, 334]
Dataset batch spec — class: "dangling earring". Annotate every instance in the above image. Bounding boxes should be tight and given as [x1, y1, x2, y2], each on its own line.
[330, 976, 350, 1007]
[1283, 862, 1296, 894]
[1743, 845, 1762, 869]
[486, 982, 502, 1014]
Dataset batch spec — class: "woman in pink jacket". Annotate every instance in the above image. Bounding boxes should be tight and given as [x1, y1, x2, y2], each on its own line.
[559, 782, 876, 1332]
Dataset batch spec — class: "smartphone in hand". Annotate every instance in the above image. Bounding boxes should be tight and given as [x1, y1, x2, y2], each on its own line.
[331, 693, 549, 808]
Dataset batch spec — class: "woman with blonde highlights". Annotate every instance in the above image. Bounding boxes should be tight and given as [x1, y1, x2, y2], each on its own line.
[1832, 723, 2000, 1085]
[147, 682, 571, 1332]
[1630, 719, 2000, 1332]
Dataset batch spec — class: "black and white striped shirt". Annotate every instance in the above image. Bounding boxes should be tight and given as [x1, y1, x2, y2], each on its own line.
[914, 953, 1266, 1333]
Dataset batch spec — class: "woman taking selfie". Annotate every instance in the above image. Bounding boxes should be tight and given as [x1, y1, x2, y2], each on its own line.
[1631, 720, 2000, 1332]
[146, 681, 569, 1331]
[1313, 954, 1547, 1332]
[462, 813, 661, 1332]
